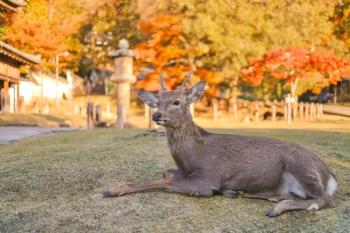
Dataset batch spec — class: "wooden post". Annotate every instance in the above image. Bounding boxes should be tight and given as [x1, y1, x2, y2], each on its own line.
[144, 104, 149, 119]
[212, 99, 218, 121]
[230, 98, 238, 120]
[316, 103, 320, 119]
[95, 104, 101, 123]
[287, 101, 292, 124]
[272, 100, 277, 122]
[2, 80, 9, 112]
[283, 102, 287, 121]
[16, 83, 20, 113]
[149, 107, 158, 129]
[87, 102, 94, 129]
[254, 102, 260, 122]
[293, 102, 298, 120]
[319, 104, 324, 118]
[0, 89, 5, 112]
[305, 103, 309, 120]
[18, 96, 24, 113]
[299, 102, 304, 120]
[310, 103, 315, 120]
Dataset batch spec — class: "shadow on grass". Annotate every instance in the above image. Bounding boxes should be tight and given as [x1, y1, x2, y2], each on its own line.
[33, 114, 70, 127]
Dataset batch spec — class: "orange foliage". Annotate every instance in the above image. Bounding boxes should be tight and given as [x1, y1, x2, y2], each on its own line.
[3, 0, 91, 66]
[135, 15, 218, 94]
[241, 47, 350, 92]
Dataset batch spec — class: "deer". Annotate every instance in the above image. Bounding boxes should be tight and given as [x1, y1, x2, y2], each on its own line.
[101, 71, 338, 217]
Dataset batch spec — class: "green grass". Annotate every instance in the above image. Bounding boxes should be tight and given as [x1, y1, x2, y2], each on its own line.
[0, 129, 349, 233]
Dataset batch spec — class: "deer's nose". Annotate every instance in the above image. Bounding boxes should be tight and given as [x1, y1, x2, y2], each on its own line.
[152, 112, 162, 121]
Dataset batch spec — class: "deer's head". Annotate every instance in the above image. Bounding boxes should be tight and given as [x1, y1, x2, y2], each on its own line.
[138, 71, 206, 128]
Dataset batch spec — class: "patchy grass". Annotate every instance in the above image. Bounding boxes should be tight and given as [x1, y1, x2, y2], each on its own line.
[0, 129, 349, 233]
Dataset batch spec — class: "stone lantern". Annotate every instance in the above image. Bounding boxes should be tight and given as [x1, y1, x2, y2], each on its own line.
[109, 39, 136, 128]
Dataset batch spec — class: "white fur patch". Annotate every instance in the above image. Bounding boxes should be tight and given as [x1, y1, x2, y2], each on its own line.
[306, 203, 319, 211]
[326, 176, 337, 196]
[280, 172, 307, 199]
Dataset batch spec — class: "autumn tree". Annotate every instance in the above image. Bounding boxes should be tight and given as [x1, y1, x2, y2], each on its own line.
[240, 47, 350, 100]
[1, 0, 95, 70]
[332, 0, 350, 50]
[135, 15, 189, 92]
[77, 0, 141, 76]
[158, 0, 347, 99]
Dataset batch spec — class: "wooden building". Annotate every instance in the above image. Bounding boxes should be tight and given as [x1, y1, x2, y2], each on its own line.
[0, 0, 41, 112]
[0, 0, 25, 13]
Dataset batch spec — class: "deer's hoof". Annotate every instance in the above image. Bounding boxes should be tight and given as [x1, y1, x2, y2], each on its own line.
[100, 189, 113, 198]
[222, 190, 238, 198]
[265, 209, 280, 217]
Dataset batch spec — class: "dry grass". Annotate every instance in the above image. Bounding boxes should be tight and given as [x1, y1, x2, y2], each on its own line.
[0, 128, 349, 233]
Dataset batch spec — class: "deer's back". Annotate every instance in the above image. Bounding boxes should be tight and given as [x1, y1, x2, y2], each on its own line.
[199, 132, 334, 195]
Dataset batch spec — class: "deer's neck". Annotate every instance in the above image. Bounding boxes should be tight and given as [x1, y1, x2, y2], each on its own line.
[165, 116, 204, 173]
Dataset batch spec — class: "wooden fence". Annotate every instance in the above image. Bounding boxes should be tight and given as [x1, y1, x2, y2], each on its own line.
[144, 99, 325, 128]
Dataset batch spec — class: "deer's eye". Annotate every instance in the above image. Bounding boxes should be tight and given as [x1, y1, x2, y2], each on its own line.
[173, 100, 181, 106]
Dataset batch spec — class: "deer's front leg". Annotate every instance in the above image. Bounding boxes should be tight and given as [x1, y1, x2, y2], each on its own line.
[101, 178, 170, 197]
[169, 177, 214, 197]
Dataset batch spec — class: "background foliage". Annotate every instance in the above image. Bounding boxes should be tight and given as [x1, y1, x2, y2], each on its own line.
[1, 0, 350, 99]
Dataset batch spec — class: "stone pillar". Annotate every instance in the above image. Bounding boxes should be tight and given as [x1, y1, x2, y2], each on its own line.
[272, 100, 277, 122]
[109, 39, 136, 128]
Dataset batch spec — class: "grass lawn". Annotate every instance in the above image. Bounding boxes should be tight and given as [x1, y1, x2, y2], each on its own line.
[0, 128, 349, 233]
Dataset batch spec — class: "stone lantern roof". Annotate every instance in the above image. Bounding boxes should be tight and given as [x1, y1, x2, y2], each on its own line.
[108, 39, 135, 58]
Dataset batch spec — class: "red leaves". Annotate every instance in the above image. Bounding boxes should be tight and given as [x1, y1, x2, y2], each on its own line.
[241, 47, 350, 90]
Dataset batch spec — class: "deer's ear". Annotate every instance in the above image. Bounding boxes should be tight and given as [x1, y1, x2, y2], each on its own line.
[185, 81, 206, 103]
[138, 90, 158, 108]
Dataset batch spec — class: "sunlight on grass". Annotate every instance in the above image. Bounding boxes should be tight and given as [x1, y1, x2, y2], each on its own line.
[0, 128, 349, 233]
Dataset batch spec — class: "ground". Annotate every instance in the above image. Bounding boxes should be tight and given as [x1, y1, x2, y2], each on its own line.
[0, 128, 349, 233]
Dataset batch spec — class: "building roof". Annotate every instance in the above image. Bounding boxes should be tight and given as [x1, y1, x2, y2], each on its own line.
[0, 0, 25, 12]
[0, 41, 41, 65]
